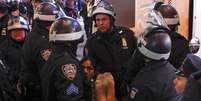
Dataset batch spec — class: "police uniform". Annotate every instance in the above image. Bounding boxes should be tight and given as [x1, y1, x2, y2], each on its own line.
[19, 22, 52, 101]
[85, 26, 137, 100]
[168, 32, 190, 69]
[0, 14, 9, 44]
[0, 38, 23, 87]
[128, 61, 177, 101]
[0, 51, 16, 101]
[41, 49, 86, 101]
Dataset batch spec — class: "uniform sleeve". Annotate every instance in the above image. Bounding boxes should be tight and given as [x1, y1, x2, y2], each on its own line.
[124, 49, 145, 85]
[19, 35, 35, 84]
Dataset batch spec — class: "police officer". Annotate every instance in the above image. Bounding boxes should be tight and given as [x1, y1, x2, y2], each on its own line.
[127, 24, 177, 101]
[41, 16, 87, 101]
[0, 16, 29, 95]
[0, 2, 9, 43]
[127, 9, 177, 100]
[0, 51, 16, 101]
[84, 1, 137, 100]
[172, 54, 201, 101]
[154, 2, 190, 68]
[17, 2, 60, 101]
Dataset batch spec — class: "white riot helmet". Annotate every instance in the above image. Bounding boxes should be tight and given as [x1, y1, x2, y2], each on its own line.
[91, 0, 115, 20]
[7, 16, 28, 42]
[7, 16, 28, 31]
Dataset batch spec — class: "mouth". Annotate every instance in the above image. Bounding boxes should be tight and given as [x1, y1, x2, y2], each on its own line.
[99, 27, 107, 32]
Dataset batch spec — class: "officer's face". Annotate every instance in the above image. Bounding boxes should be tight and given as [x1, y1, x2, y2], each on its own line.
[95, 14, 111, 33]
[11, 9, 20, 17]
[173, 76, 188, 94]
[10, 29, 26, 42]
[0, 12, 5, 18]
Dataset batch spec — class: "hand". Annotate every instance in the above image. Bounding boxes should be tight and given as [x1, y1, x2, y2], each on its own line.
[16, 81, 27, 95]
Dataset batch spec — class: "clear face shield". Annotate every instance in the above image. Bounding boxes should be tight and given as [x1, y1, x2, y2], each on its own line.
[136, 5, 171, 61]
[136, 4, 169, 37]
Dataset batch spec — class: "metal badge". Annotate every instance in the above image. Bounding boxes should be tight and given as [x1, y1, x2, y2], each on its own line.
[121, 37, 128, 49]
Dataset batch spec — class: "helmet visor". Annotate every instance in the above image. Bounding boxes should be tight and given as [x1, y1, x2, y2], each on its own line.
[136, 4, 169, 36]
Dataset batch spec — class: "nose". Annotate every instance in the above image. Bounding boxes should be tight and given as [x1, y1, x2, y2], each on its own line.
[99, 20, 103, 25]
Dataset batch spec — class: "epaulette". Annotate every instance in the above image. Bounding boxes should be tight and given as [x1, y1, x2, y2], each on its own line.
[115, 26, 135, 36]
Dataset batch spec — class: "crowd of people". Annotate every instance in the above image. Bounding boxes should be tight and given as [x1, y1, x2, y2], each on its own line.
[0, 0, 201, 101]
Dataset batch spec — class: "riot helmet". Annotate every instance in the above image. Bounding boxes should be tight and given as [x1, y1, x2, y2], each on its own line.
[91, 0, 115, 21]
[189, 37, 200, 54]
[136, 4, 169, 36]
[7, 16, 28, 42]
[34, 2, 59, 22]
[154, 3, 180, 31]
[137, 27, 172, 61]
[49, 16, 84, 54]
[33, 2, 60, 30]
[138, 7, 171, 60]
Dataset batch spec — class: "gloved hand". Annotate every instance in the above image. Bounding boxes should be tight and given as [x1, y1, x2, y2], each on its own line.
[16, 80, 27, 95]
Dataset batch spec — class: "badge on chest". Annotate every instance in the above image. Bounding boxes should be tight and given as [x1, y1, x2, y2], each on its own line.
[121, 37, 128, 49]
[61, 64, 77, 80]
[40, 49, 52, 61]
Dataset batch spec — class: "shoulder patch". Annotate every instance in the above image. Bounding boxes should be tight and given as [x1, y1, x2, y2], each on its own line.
[130, 87, 138, 99]
[40, 49, 52, 61]
[61, 64, 77, 80]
